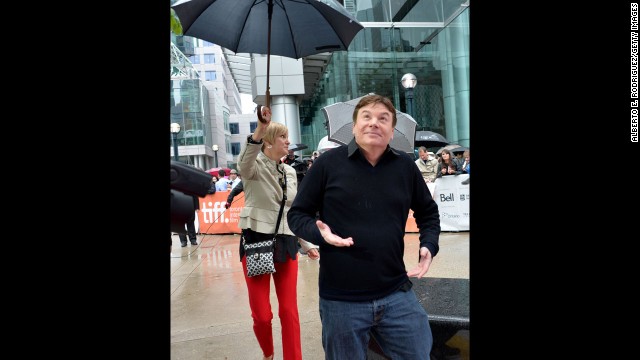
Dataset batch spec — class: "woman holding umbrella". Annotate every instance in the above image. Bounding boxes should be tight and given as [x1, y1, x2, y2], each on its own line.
[237, 106, 319, 360]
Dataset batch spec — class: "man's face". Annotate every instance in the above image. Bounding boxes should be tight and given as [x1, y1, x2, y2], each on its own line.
[419, 150, 428, 160]
[352, 103, 394, 150]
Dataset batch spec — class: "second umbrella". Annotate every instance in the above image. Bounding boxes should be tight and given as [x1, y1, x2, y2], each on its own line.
[321, 93, 418, 154]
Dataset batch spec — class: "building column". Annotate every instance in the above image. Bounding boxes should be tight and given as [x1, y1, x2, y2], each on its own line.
[251, 55, 305, 144]
[270, 95, 301, 145]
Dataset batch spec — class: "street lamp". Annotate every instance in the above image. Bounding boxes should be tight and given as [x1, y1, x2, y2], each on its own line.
[401, 73, 418, 118]
[170, 122, 181, 161]
[212, 144, 219, 168]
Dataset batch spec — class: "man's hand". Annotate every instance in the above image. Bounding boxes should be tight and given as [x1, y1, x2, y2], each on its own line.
[316, 220, 354, 247]
[224, 202, 231, 209]
[407, 247, 433, 278]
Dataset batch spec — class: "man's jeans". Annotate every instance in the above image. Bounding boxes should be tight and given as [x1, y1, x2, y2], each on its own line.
[319, 287, 432, 360]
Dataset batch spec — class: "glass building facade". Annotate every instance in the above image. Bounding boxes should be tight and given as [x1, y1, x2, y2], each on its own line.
[170, 78, 212, 162]
[299, 0, 470, 155]
[170, 0, 470, 164]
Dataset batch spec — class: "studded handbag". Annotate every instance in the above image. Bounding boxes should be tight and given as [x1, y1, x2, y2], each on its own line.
[243, 236, 276, 277]
[243, 167, 287, 277]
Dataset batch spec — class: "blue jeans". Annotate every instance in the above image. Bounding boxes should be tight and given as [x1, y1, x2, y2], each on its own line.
[319, 288, 432, 360]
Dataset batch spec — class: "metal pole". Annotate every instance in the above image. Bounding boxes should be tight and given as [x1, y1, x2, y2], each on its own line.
[214, 150, 218, 168]
[406, 88, 414, 118]
[172, 133, 180, 161]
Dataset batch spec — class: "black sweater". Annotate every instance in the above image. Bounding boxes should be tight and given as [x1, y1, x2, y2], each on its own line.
[288, 140, 440, 302]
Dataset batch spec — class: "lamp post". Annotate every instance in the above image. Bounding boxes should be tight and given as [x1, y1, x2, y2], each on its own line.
[212, 144, 219, 168]
[401, 73, 418, 118]
[170, 122, 181, 161]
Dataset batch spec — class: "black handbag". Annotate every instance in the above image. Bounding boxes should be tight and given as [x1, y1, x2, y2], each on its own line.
[243, 167, 287, 277]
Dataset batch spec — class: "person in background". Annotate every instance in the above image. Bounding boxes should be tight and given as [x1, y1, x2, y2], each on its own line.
[436, 149, 460, 177]
[228, 169, 241, 189]
[461, 149, 470, 185]
[461, 150, 470, 174]
[453, 150, 465, 170]
[415, 146, 438, 183]
[224, 180, 243, 209]
[283, 150, 307, 183]
[178, 195, 199, 247]
[215, 169, 230, 191]
[237, 105, 320, 360]
[207, 175, 218, 194]
[287, 94, 440, 360]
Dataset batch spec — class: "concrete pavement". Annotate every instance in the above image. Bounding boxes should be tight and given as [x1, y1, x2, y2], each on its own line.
[170, 232, 469, 359]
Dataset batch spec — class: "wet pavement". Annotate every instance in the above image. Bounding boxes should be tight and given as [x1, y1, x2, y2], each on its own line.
[171, 232, 469, 360]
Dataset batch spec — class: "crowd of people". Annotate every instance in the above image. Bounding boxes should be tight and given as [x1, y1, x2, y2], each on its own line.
[414, 146, 469, 185]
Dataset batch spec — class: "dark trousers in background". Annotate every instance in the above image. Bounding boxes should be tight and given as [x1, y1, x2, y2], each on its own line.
[178, 211, 197, 245]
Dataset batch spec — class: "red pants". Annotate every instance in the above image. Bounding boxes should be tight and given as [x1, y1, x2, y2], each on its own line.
[242, 254, 301, 360]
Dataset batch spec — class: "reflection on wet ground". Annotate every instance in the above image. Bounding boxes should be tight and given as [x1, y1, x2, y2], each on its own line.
[171, 232, 469, 360]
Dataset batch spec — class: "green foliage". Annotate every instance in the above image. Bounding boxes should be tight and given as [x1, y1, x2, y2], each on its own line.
[171, 8, 183, 35]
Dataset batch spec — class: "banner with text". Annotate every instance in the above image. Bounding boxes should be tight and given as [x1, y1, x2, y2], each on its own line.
[406, 174, 469, 232]
[196, 191, 244, 234]
[198, 176, 468, 234]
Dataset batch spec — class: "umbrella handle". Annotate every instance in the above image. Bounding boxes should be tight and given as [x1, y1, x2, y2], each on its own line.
[256, 105, 270, 124]
[257, 105, 265, 123]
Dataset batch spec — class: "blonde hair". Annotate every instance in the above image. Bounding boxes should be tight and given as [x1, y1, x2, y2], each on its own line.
[261, 122, 289, 150]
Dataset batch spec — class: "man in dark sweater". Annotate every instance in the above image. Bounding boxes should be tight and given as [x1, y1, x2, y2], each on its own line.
[288, 94, 440, 360]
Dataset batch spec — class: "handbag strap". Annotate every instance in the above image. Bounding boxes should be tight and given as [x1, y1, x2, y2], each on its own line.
[273, 164, 287, 237]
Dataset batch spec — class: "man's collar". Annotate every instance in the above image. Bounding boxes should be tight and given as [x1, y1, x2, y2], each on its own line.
[347, 138, 401, 158]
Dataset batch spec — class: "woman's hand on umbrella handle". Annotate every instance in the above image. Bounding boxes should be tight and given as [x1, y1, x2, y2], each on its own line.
[257, 105, 271, 124]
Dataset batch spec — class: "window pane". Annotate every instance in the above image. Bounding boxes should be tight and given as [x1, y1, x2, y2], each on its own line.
[205, 71, 217, 81]
[231, 142, 241, 155]
[229, 123, 239, 134]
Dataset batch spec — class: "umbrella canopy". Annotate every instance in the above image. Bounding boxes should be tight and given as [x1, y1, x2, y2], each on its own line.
[436, 144, 464, 155]
[316, 135, 341, 154]
[205, 167, 232, 177]
[288, 143, 308, 152]
[414, 130, 449, 148]
[321, 93, 418, 154]
[450, 146, 468, 154]
[172, 0, 363, 110]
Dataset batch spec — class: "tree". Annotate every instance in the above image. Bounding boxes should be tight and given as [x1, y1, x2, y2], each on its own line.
[171, 8, 183, 35]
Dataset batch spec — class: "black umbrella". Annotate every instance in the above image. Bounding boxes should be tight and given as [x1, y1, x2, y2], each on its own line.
[172, 0, 364, 115]
[414, 130, 449, 148]
[288, 143, 308, 152]
[321, 93, 418, 154]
